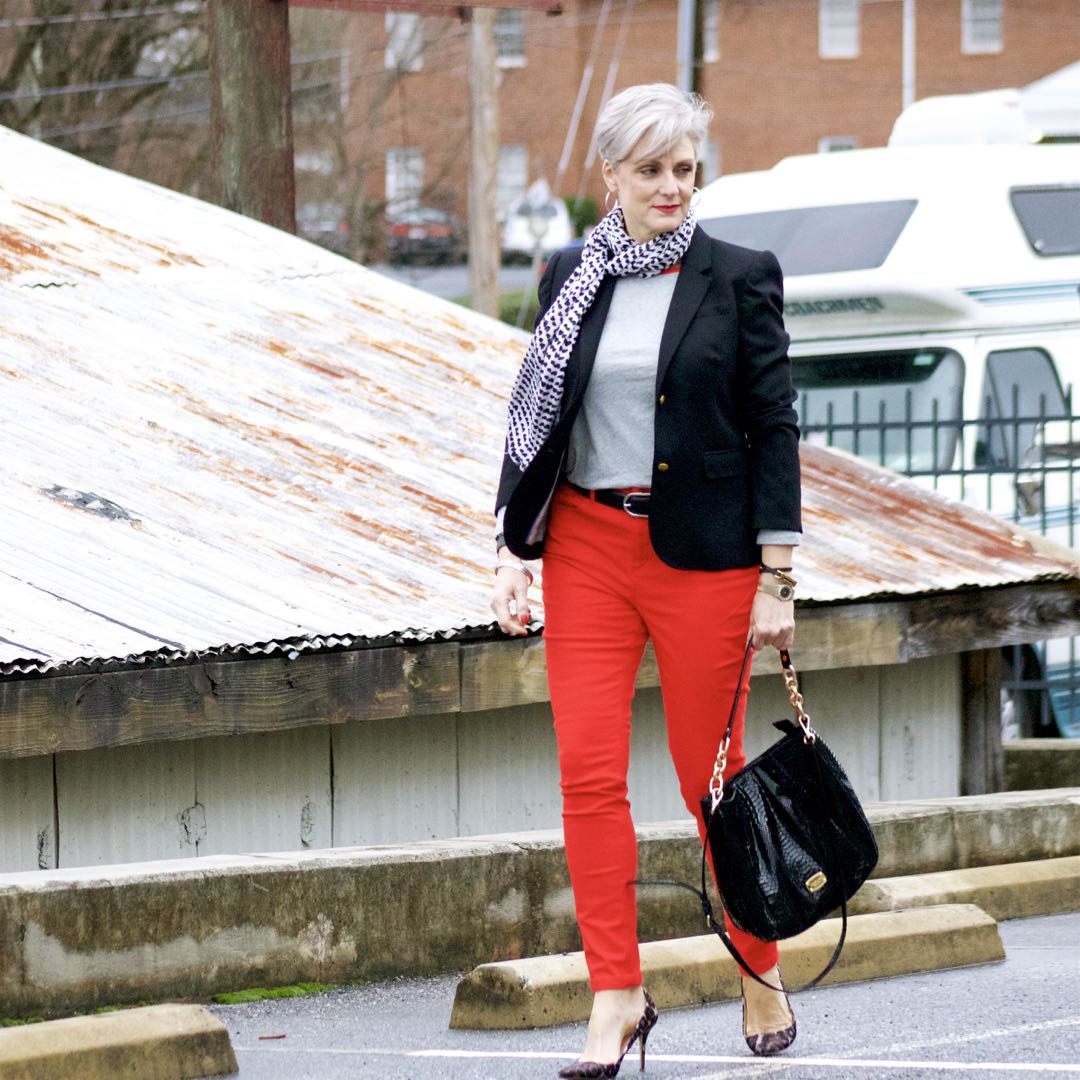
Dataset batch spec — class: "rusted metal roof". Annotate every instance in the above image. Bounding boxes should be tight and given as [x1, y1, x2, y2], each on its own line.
[1, 126, 1076, 678]
[797, 444, 1078, 603]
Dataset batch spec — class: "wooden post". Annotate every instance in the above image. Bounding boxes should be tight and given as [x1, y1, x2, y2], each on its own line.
[208, 0, 297, 232]
[468, 7, 500, 317]
[960, 648, 1005, 795]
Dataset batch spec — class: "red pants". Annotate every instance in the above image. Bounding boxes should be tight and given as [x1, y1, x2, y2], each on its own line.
[542, 485, 779, 990]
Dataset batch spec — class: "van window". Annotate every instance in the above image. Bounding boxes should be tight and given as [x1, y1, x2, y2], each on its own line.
[698, 200, 916, 275]
[977, 348, 1067, 468]
[794, 348, 963, 472]
[1010, 188, 1080, 256]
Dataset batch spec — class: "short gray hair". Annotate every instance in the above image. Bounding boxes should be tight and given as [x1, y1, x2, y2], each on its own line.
[594, 83, 713, 166]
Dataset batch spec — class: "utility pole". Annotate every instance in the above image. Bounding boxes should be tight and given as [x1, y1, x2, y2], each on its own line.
[208, 0, 297, 232]
[675, 0, 696, 95]
[468, 8, 500, 318]
[902, 0, 916, 111]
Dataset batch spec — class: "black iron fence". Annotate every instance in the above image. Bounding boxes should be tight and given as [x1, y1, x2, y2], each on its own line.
[798, 388, 1080, 738]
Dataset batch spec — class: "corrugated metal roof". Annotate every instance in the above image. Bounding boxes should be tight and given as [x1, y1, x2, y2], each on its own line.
[1, 126, 1076, 678]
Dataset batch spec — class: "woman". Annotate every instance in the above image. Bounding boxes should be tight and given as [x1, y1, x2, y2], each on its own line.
[490, 83, 801, 1076]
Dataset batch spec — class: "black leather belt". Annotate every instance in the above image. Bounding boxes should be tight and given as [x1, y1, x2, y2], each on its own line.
[567, 482, 651, 518]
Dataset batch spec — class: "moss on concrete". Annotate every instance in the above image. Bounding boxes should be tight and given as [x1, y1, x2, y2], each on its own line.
[212, 981, 332, 1005]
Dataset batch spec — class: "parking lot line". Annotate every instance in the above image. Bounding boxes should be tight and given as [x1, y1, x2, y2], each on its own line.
[235, 1045, 1080, 1074]
[869, 1012, 1080, 1055]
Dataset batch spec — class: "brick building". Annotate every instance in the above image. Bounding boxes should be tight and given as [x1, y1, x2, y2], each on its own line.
[318, 0, 1077, 251]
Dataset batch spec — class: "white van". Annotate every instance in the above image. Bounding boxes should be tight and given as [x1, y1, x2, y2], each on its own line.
[697, 144, 1080, 735]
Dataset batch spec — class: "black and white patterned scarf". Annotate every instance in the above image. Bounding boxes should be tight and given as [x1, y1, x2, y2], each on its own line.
[504, 204, 697, 471]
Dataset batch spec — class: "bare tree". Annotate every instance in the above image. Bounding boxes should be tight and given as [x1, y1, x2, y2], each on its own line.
[290, 8, 466, 262]
[0, 1, 208, 192]
[1, 4, 465, 260]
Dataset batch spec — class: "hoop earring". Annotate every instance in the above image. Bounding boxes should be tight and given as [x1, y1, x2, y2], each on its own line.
[690, 186, 702, 210]
[604, 190, 617, 212]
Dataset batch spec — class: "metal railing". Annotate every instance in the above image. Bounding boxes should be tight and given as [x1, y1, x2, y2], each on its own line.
[799, 387, 1080, 737]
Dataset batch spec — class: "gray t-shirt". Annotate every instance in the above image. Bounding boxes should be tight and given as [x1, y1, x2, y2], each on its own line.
[566, 272, 677, 490]
[562, 269, 800, 548]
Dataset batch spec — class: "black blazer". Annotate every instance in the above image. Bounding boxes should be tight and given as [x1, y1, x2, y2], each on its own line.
[496, 226, 801, 570]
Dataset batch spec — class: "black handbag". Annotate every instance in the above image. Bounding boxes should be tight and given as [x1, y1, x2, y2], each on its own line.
[637, 643, 878, 992]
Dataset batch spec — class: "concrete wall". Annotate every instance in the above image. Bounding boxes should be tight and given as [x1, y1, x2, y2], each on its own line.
[0, 654, 960, 872]
[1005, 739, 1080, 791]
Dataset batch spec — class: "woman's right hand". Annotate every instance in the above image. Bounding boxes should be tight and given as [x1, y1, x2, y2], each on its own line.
[490, 559, 531, 637]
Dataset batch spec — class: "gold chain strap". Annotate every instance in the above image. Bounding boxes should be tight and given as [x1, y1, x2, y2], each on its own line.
[782, 656, 817, 744]
[708, 650, 816, 810]
[707, 736, 729, 811]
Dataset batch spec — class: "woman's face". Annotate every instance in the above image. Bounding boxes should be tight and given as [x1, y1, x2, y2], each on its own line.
[603, 135, 697, 244]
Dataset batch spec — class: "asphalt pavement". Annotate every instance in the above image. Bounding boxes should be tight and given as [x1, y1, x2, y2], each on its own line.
[206, 910, 1080, 1080]
[370, 261, 538, 301]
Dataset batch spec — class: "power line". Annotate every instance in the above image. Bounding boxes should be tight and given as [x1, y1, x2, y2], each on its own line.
[0, 3, 199, 30]
[37, 76, 338, 140]
[0, 49, 349, 104]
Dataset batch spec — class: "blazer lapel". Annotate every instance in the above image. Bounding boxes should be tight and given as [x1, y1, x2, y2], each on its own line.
[655, 227, 713, 395]
[562, 274, 616, 412]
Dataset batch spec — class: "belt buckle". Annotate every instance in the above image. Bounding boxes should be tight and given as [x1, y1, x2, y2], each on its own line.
[621, 492, 650, 518]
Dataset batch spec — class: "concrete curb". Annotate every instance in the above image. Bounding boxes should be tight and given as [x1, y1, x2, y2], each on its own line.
[1005, 740, 1080, 791]
[449, 904, 1004, 1030]
[850, 854, 1080, 921]
[1, 789, 1077, 1019]
[0, 1003, 237, 1080]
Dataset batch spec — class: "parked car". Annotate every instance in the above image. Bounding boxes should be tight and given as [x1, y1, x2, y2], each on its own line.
[385, 207, 464, 265]
[501, 196, 574, 263]
[296, 200, 350, 256]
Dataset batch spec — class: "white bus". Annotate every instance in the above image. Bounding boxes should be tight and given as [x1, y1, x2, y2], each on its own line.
[698, 144, 1080, 736]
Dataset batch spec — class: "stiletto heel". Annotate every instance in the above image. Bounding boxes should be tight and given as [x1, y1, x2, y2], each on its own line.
[558, 990, 658, 1078]
[741, 969, 796, 1057]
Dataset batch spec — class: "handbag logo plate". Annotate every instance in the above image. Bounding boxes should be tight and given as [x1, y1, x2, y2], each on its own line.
[806, 871, 827, 893]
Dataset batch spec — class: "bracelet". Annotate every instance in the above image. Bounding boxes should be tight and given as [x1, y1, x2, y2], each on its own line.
[495, 560, 534, 586]
[760, 563, 796, 588]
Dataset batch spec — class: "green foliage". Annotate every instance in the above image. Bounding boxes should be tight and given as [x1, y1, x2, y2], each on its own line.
[564, 195, 598, 237]
[452, 292, 539, 332]
[212, 982, 332, 1005]
[499, 290, 540, 332]
[1, 1016, 44, 1026]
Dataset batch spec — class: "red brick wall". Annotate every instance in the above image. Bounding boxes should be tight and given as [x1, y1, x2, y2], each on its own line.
[338, 0, 1080, 240]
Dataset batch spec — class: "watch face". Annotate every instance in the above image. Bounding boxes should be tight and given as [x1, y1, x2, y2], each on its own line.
[778, 584, 794, 601]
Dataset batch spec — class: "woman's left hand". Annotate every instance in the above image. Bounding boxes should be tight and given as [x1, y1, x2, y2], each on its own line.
[748, 590, 794, 651]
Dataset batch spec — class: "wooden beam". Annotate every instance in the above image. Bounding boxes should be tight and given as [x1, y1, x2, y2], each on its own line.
[459, 581, 1080, 713]
[901, 581, 1080, 661]
[4, 581, 1079, 761]
[960, 647, 1005, 796]
[209, 0, 297, 232]
[0, 644, 459, 760]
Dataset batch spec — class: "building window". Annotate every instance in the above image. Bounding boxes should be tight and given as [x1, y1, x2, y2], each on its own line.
[498, 144, 528, 219]
[819, 0, 860, 59]
[494, 10, 526, 68]
[962, 0, 1003, 54]
[386, 147, 424, 212]
[385, 13, 423, 72]
[703, 0, 721, 64]
[818, 135, 858, 152]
